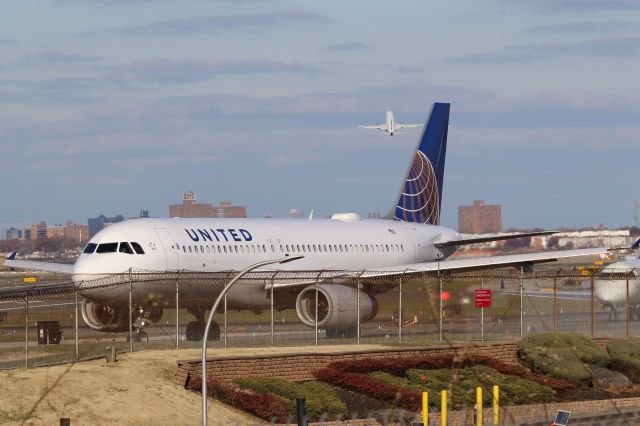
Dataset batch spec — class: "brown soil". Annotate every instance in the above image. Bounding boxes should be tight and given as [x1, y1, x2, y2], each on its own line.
[0, 344, 387, 425]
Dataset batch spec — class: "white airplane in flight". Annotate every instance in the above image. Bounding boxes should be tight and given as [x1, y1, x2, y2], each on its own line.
[4, 103, 607, 341]
[357, 110, 421, 136]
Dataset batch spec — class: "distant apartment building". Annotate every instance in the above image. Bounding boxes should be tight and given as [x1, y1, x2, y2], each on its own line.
[19, 221, 89, 243]
[88, 214, 125, 238]
[169, 192, 246, 219]
[5, 227, 22, 240]
[458, 200, 502, 234]
[288, 208, 304, 219]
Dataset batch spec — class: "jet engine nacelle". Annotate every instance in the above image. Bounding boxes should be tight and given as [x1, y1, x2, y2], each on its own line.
[295, 284, 378, 329]
[81, 299, 130, 332]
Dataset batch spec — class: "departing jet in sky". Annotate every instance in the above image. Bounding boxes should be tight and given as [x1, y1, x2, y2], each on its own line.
[357, 110, 422, 136]
[4, 103, 607, 341]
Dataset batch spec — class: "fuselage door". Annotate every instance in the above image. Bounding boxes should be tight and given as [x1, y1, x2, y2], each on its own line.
[153, 228, 180, 271]
[267, 239, 277, 260]
[402, 227, 419, 263]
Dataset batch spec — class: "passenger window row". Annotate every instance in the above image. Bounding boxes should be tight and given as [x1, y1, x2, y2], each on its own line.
[178, 242, 404, 255]
[83, 242, 145, 255]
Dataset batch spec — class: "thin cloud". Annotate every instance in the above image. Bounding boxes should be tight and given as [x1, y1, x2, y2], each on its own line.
[84, 9, 329, 37]
[107, 57, 319, 84]
[396, 65, 424, 74]
[25, 50, 103, 64]
[528, 20, 640, 33]
[448, 36, 640, 64]
[325, 42, 369, 51]
[0, 38, 17, 45]
[513, 0, 640, 13]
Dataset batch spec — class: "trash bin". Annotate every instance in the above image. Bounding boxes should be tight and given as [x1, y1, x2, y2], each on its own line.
[36, 321, 62, 345]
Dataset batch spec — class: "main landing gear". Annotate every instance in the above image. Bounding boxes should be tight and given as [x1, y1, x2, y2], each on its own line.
[186, 307, 221, 341]
[604, 303, 640, 322]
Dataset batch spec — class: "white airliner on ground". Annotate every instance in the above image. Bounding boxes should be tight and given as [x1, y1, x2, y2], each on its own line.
[4, 103, 608, 341]
[357, 110, 421, 136]
[503, 240, 640, 322]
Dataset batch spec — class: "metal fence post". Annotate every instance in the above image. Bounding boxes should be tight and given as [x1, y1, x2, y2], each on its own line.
[356, 277, 361, 345]
[553, 274, 557, 333]
[438, 263, 443, 343]
[520, 265, 524, 339]
[75, 285, 79, 362]
[224, 293, 228, 348]
[176, 272, 180, 350]
[24, 297, 29, 369]
[315, 271, 323, 346]
[129, 269, 133, 353]
[398, 275, 403, 344]
[480, 277, 484, 341]
[590, 274, 595, 338]
[270, 275, 275, 347]
[626, 275, 630, 338]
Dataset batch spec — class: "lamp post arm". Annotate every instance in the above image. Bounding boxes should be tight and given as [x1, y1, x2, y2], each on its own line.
[202, 256, 303, 425]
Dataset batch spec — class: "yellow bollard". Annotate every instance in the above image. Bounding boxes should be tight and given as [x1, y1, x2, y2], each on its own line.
[493, 385, 499, 425]
[422, 391, 429, 425]
[476, 386, 482, 426]
[441, 390, 447, 426]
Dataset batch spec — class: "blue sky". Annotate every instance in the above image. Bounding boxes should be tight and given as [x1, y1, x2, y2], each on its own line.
[1, 0, 639, 233]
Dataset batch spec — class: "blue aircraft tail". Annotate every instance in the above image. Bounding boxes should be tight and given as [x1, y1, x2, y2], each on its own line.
[384, 102, 450, 224]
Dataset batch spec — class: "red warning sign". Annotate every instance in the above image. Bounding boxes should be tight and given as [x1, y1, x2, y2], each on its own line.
[475, 289, 492, 308]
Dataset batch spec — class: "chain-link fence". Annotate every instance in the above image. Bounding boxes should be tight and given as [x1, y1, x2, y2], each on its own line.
[1, 266, 638, 369]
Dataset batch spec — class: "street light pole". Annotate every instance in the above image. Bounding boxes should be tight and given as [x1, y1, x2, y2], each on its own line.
[201, 256, 303, 426]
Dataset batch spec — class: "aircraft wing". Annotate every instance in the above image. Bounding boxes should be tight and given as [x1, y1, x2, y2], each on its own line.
[268, 247, 607, 289]
[434, 230, 556, 248]
[396, 123, 422, 129]
[364, 247, 607, 276]
[3, 252, 74, 275]
[356, 124, 385, 130]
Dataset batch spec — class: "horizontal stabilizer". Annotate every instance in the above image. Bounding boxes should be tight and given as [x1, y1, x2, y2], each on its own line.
[434, 230, 556, 248]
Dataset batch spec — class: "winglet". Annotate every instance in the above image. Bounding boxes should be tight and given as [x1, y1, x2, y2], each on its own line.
[632, 239, 640, 250]
[7, 251, 16, 261]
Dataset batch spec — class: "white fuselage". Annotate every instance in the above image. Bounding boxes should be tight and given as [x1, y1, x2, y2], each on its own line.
[73, 217, 458, 278]
[595, 260, 640, 307]
[386, 110, 395, 135]
[72, 217, 459, 308]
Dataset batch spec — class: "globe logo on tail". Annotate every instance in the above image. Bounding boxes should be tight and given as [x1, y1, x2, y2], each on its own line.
[394, 150, 440, 225]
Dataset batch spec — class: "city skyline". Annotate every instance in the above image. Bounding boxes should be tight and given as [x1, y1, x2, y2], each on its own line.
[1, 1, 639, 231]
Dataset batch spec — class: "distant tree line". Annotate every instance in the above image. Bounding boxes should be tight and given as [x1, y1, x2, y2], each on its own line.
[0, 237, 82, 255]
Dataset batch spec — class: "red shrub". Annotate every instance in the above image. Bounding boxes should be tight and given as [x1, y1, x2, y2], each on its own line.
[314, 367, 421, 410]
[189, 376, 291, 423]
[323, 354, 575, 394]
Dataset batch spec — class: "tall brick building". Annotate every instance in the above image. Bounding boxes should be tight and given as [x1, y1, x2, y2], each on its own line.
[169, 192, 246, 218]
[458, 200, 501, 234]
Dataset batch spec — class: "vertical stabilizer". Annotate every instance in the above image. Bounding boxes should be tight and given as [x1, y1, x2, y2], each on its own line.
[384, 102, 450, 224]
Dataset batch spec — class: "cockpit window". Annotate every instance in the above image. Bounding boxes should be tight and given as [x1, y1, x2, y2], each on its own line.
[119, 242, 134, 254]
[83, 243, 97, 254]
[96, 243, 118, 253]
[131, 242, 145, 255]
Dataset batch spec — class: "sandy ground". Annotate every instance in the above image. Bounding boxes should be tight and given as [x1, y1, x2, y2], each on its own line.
[0, 344, 388, 425]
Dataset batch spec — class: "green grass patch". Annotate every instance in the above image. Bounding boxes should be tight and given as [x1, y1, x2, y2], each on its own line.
[518, 333, 609, 383]
[369, 365, 553, 410]
[607, 339, 640, 383]
[234, 377, 347, 421]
